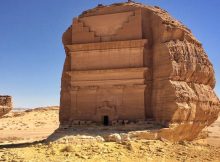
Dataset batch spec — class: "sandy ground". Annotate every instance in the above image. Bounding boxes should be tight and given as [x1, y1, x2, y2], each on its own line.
[206, 117, 220, 147]
[0, 107, 59, 144]
[0, 107, 219, 162]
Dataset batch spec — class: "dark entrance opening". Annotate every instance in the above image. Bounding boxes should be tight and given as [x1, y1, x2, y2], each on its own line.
[103, 116, 109, 126]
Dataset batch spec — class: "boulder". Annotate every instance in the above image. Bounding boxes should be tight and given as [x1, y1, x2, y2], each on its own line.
[107, 133, 122, 143]
[59, 1, 220, 141]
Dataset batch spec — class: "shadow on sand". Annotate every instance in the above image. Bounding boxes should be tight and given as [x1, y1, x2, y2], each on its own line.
[46, 123, 162, 143]
[0, 123, 162, 148]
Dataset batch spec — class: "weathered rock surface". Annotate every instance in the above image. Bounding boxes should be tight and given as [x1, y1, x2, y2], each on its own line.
[60, 1, 220, 141]
[0, 95, 12, 117]
[106, 133, 122, 143]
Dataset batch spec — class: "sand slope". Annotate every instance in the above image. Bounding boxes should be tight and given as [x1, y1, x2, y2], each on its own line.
[206, 117, 220, 147]
[0, 107, 59, 144]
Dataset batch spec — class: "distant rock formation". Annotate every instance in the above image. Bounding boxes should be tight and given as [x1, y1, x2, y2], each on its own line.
[0, 95, 12, 117]
[60, 1, 220, 140]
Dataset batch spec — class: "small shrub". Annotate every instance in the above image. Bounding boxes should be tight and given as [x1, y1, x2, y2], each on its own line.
[61, 145, 74, 152]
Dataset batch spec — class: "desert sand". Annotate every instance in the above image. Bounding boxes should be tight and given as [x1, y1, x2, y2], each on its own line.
[0, 107, 219, 162]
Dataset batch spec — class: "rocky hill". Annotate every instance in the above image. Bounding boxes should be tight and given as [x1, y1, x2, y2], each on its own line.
[0, 95, 12, 117]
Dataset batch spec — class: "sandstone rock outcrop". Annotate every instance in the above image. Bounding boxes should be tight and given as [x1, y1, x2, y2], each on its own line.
[0, 95, 12, 117]
[60, 1, 220, 140]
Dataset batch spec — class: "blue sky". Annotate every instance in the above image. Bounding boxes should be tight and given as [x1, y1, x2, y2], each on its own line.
[0, 0, 219, 108]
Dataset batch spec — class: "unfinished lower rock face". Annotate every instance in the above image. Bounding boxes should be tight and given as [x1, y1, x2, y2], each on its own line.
[60, 1, 220, 141]
[0, 95, 12, 117]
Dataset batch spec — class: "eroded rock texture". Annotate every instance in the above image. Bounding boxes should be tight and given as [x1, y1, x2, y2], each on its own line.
[60, 2, 220, 140]
[0, 95, 12, 117]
